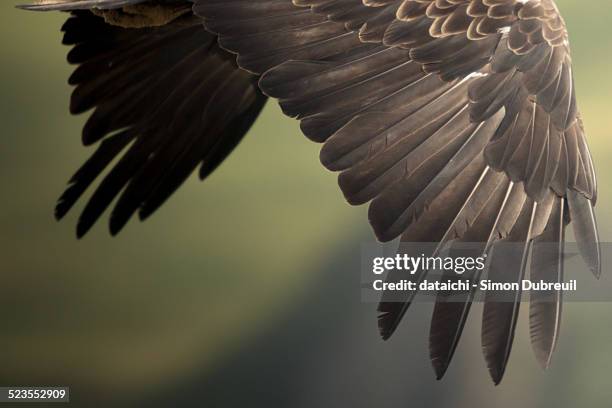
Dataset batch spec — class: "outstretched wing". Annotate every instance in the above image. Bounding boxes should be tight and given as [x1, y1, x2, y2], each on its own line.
[197, 0, 599, 383]
[21, 7, 266, 237]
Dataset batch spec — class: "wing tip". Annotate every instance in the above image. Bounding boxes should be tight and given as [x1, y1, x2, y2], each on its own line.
[534, 352, 554, 371]
[486, 364, 506, 386]
[55, 200, 69, 221]
[377, 309, 399, 341]
[432, 359, 450, 381]
[75, 219, 91, 240]
[566, 190, 601, 278]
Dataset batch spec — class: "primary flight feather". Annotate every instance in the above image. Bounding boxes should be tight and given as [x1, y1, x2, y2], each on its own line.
[17, 0, 600, 384]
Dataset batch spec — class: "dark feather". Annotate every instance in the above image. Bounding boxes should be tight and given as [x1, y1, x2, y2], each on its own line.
[482, 197, 537, 385]
[429, 169, 511, 379]
[17, 0, 146, 11]
[567, 190, 601, 277]
[529, 195, 565, 369]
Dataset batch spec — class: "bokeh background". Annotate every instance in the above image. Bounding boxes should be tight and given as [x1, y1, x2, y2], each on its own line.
[1, 1, 611, 407]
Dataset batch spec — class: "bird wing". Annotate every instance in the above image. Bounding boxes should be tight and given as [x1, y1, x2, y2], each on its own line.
[20, 8, 266, 237]
[196, 0, 599, 383]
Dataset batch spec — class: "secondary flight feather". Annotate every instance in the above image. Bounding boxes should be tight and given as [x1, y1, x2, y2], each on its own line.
[17, 0, 600, 384]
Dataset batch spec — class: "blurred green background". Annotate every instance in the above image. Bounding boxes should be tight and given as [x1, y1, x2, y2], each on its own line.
[0, 1, 611, 407]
